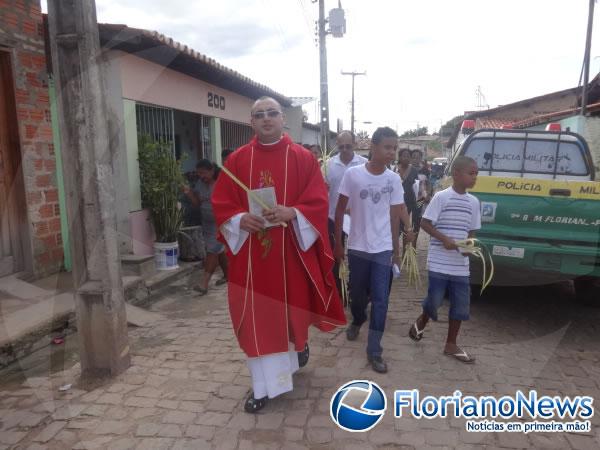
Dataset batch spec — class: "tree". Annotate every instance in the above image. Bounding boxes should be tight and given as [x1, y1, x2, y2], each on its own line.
[439, 115, 464, 136]
[426, 140, 443, 156]
[356, 130, 370, 140]
[400, 126, 428, 138]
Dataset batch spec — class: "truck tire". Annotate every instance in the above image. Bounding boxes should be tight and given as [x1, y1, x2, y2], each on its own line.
[574, 276, 600, 306]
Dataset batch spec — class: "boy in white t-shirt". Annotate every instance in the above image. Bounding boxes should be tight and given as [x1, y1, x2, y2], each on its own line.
[334, 127, 415, 374]
[408, 156, 481, 363]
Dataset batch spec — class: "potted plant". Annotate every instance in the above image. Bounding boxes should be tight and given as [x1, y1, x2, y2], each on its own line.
[138, 135, 185, 270]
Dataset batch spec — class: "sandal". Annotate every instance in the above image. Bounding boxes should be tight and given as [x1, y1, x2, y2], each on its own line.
[297, 343, 309, 368]
[408, 321, 424, 341]
[444, 348, 476, 364]
[193, 285, 208, 296]
[215, 277, 228, 286]
[244, 392, 268, 413]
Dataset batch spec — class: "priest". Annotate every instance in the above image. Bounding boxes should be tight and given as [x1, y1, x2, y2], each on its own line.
[211, 96, 346, 413]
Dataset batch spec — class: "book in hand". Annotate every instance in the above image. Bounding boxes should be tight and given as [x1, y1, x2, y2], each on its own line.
[248, 187, 279, 228]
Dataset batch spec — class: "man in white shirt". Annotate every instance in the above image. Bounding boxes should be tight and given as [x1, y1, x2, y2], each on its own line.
[326, 131, 367, 290]
[334, 127, 415, 373]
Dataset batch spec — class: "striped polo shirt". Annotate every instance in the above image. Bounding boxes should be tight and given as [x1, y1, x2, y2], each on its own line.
[423, 187, 481, 276]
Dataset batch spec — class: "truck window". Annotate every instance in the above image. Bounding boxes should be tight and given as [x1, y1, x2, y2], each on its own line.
[524, 140, 557, 173]
[524, 141, 587, 175]
[557, 142, 587, 175]
[463, 138, 492, 169]
[492, 139, 524, 171]
[463, 137, 588, 176]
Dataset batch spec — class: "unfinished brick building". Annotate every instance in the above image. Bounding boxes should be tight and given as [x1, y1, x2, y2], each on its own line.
[0, 0, 64, 278]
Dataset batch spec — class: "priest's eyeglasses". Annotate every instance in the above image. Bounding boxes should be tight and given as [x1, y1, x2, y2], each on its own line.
[252, 109, 281, 119]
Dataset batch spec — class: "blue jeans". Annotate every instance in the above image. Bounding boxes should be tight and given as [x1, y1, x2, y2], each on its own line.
[348, 249, 393, 357]
[422, 271, 471, 321]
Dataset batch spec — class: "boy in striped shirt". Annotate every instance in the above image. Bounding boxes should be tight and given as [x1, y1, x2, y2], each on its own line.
[408, 156, 480, 363]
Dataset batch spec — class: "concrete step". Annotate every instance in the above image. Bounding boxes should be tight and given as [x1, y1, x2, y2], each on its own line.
[0, 273, 55, 300]
[0, 292, 74, 368]
[120, 254, 156, 278]
[0, 260, 201, 368]
[145, 261, 202, 294]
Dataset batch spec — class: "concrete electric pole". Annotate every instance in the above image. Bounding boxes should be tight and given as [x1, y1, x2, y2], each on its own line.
[318, 0, 330, 151]
[316, 0, 346, 151]
[47, 0, 130, 378]
[581, 0, 595, 116]
[341, 70, 366, 137]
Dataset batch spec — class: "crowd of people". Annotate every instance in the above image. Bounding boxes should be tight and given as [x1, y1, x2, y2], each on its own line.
[181, 96, 481, 413]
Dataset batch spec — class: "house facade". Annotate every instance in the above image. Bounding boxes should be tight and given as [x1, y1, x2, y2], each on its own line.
[0, 0, 64, 278]
[90, 24, 317, 255]
[300, 121, 337, 147]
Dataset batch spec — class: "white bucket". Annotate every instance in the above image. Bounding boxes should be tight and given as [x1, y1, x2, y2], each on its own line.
[154, 241, 179, 271]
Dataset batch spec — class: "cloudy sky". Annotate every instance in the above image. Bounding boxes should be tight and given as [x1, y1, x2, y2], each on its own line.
[42, 0, 600, 135]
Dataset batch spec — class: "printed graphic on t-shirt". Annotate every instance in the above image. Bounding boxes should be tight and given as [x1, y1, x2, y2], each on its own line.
[338, 166, 404, 253]
[358, 180, 394, 204]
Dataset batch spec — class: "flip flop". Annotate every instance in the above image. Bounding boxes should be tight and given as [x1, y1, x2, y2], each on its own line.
[408, 321, 424, 341]
[444, 348, 476, 364]
[193, 286, 208, 296]
[215, 277, 228, 286]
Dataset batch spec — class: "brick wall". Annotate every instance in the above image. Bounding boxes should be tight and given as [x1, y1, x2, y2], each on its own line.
[0, 0, 64, 276]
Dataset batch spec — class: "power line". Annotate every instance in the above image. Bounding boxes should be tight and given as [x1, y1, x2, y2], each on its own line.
[297, 0, 316, 44]
[264, 0, 291, 53]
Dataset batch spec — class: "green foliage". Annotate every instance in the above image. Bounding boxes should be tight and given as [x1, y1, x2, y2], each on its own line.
[427, 139, 443, 153]
[137, 135, 185, 243]
[440, 115, 465, 136]
[356, 130, 370, 140]
[400, 126, 428, 138]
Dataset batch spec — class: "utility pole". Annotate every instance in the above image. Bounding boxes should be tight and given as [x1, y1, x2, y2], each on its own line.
[318, 0, 330, 151]
[316, 0, 346, 151]
[341, 70, 366, 137]
[581, 0, 595, 116]
[47, 0, 130, 378]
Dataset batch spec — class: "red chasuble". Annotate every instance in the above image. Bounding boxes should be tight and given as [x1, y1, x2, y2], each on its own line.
[212, 134, 346, 358]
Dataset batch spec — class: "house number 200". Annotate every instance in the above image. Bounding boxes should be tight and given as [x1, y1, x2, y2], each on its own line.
[208, 93, 226, 110]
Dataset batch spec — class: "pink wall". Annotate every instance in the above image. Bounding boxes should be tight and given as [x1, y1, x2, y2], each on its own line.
[112, 50, 254, 124]
[130, 209, 155, 256]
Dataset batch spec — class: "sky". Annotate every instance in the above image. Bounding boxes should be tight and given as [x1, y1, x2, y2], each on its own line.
[42, 0, 600, 135]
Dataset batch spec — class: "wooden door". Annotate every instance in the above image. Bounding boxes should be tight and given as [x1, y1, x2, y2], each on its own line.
[0, 51, 24, 277]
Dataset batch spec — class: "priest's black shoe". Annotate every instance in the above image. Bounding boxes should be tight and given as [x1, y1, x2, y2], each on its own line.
[346, 324, 360, 341]
[298, 343, 310, 368]
[244, 392, 268, 413]
[367, 355, 388, 373]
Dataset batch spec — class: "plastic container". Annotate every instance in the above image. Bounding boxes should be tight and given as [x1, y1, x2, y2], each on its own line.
[153, 241, 179, 271]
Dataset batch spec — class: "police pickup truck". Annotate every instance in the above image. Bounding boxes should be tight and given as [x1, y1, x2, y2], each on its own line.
[447, 124, 600, 303]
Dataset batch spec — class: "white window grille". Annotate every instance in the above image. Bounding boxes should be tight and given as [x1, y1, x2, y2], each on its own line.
[135, 102, 175, 152]
[220, 119, 253, 152]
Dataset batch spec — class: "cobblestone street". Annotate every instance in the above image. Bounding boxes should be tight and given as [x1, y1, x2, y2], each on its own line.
[2, 239, 600, 449]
